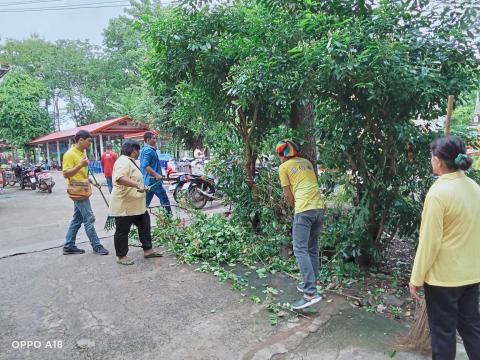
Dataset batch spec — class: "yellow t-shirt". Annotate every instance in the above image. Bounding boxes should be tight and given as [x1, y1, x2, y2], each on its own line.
[410, 171, 480, 287]
[62, 145, 88, 181]
[109, 155, 146, 217]
[278, 157, 324, 214]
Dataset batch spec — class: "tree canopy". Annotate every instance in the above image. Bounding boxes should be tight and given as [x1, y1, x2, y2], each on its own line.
[141, 0, 480, 261]
[0, 70, 52, 148]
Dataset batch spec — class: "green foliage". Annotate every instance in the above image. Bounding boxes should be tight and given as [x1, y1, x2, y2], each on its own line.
[142, 1, 311, 182]
[0, 38, 100, 128]
[141, 0, 480, 263]
[292, 0, 479, 261]
[152, 210, 296, 272]
[0, 70, 52, 147]
[451, 91, 478, 131]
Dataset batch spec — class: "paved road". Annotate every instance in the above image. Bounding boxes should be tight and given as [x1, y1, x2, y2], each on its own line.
[0, 171, 113, 256]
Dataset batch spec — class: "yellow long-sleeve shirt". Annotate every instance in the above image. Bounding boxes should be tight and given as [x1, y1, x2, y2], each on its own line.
[410, 171, 480, 287]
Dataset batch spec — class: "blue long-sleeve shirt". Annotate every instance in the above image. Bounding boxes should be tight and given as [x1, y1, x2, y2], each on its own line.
[140, 144, 161, 186]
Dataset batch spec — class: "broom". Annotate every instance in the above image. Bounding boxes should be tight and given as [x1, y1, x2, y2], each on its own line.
[396, 299, 431, 353]
[87, 169, 113, 229]
[88, 168, 109, 208]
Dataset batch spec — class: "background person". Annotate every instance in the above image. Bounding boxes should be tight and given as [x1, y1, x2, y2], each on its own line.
[276, 140, 324, 310]
[62, 130, 109, 255]
[101, 142, 118, 193]
[140, 131, 172, 214]
[409, 135, 480, 359]
[110, 139, 163, 265]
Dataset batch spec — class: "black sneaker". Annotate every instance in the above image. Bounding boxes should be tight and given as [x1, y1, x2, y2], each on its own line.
[63, 246, 86, 255]
[93, 245, 109, 255]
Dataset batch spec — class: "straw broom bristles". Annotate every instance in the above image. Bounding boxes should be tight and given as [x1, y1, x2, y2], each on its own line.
[396, 300, 431, 354]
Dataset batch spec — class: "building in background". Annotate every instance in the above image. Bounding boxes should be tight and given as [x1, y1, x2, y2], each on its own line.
[29, 116, 151, 171]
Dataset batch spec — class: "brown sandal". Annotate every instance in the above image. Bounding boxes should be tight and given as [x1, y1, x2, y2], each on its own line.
[144, 252, 163, 258]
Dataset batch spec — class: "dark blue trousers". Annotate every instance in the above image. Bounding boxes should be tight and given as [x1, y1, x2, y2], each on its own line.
[146, 183, 172, 214]
[425, 283, 480, 360]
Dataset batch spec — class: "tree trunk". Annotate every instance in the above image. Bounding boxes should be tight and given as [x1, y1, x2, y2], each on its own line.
[54, 93, 60, 131]
[245, 143, 257, 190]
[290, 100, 317, 168]
[69, 95, 79, 126]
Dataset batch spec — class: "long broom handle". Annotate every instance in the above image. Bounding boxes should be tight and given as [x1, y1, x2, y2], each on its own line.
[88, 168, 109, 208]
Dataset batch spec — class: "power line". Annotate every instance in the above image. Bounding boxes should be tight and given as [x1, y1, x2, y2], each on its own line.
[0, 0, 179, 6]
[0, 0, 72, 7]
[0, 2, 131, 12]
[0, 0, 180, 11]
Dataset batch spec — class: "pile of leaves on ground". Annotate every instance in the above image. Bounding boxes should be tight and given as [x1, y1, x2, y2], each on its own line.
[149, 208, 420, 324]
[152, 209, 296, 273]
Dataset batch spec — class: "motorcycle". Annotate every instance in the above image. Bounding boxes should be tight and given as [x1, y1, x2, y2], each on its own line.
[34, 165, 55, 193]
[169, 173, 216, 209]
[1, 164, 16, 187]
[15, 164, 37, 190]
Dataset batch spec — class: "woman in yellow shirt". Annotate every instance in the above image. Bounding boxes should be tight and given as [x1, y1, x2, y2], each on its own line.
[110, 139, 163, 265]
[410, 135, 480, 359]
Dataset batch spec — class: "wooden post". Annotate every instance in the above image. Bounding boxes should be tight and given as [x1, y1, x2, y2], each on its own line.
[444, 95, 454, 136]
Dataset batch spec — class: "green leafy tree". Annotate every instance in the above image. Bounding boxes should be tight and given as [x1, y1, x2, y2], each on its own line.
[0, 70, 52, 148]
[287, 0, 480, 262]
[0, 37, 99, 128]
[142, 2, 316, 186]
[143, 0, 479, 262]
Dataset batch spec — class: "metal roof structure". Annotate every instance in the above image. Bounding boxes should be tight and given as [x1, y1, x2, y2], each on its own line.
[29, 116, 150, 145]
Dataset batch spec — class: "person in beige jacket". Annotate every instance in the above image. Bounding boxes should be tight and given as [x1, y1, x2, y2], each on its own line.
[110, 139, 162, 265]
[410, 135, 480, 360]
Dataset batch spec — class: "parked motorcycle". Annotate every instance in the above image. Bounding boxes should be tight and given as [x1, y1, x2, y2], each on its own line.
[15, 164, 37, 190]
[1, 164, 16, 187]
[34, 165, 55, 193]
[169, 173, 216, 209]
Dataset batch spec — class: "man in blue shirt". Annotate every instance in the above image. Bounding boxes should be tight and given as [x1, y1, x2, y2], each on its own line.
[140, 131, 172, 214]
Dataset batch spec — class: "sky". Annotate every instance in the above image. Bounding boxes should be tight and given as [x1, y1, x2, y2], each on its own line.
[0, 0, 129, 45]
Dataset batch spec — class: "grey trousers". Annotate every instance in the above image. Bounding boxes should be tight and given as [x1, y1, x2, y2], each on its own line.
[292, 209, 324, 295]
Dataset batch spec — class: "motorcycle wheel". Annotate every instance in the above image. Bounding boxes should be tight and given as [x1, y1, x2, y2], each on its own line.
[8, 181, 16, 186]
[31, 183, 36, 191]
[189, 183, 208, 209]
[48, 186, 52, 194]
[173, 182, 184, 203]
[21, 181, 25, 190]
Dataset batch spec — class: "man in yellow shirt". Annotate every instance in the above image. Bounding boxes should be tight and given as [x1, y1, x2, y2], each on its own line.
[62, 130, 108, 255]
[410, 135, 480, 359]
[277, 140, 324, 310]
